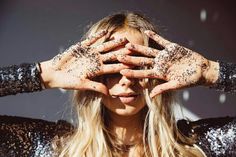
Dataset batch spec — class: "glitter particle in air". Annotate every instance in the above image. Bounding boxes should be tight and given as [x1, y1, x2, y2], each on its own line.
[200, 9, 207, 22]
[219, 93, 226, 104]
[183, 90, 190, 101]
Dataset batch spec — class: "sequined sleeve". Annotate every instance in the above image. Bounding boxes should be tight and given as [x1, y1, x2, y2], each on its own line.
[178, 117, 236, 157]
[0, 63, 43, 97]
[0, 115, 74, 157]
[210, 61, 236, 93]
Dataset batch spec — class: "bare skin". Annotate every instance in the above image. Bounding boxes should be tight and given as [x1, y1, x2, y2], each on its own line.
[37, 29, 219, 157]
[102, 28, 147, 157]
[118, 30, 219, 97]
[39, 30, 133, 95]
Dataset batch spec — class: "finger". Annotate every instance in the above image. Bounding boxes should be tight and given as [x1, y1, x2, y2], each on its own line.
[144, 30, 171, 47]
[101, 63, 133, 74]
[81, 30, 107, 47]
[120, 69, 165, 80]
[96, 38, 128, 53]
[82, 80, 108, 95]
[52, 50, 77, 69]
[117, 55, 154, 66]
[101, 48, 132, 62]
[150, 80, 179, 98]
[125, 43, 158, 57]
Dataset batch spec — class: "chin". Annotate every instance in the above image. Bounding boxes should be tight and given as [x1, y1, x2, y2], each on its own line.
[113, 105, 143, 116]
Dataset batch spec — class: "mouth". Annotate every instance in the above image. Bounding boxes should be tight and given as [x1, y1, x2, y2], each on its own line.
[111, 93, 139, 104]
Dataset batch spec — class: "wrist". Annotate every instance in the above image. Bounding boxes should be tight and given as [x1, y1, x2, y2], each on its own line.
[39, 60, 54, 89]
[202, 60, 219, 86]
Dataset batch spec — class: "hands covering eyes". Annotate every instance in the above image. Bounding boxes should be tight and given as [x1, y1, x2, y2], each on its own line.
[41, 29, 213, 97]
[41, 30, 132, 95]
[118, 30, 211, 97]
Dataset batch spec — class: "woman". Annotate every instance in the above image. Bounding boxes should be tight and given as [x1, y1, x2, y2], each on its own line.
[0, 12, 235, 157]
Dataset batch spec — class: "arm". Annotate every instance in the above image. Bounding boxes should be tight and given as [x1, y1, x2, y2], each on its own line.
[0, 30, 131, 97]
[207, 61, 236, 93]
[0, 115, 73, 156]
[117, 30, 236, 96]
[0, 63, 43, 97]
[178, 117, 236, 157]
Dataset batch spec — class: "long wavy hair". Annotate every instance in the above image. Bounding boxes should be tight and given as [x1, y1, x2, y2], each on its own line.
[54, 11, 205, 157]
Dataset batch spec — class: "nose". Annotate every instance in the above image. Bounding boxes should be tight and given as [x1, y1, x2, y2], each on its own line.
[119, 76, 134, 87]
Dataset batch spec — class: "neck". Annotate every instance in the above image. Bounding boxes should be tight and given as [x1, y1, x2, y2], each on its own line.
[105, 108, 146, 145]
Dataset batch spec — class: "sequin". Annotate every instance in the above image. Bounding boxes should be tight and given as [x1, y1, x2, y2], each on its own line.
[210, 61, 236, 93]
[0, 115, 235, 156]
[0, 63, 43, 97]
[178, 117, 236, 157]
[0, 115, 73, 157]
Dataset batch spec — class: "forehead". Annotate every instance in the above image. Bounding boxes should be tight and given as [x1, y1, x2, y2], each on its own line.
[110, 28, 144, 45]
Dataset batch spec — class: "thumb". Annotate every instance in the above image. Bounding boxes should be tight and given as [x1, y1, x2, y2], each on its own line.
[150, 81, 179, 98]
[82, 80, 108, 95]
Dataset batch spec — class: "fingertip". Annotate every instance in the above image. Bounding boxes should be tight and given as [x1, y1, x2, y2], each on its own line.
[117, 54, 126, 61]
[144, 30, 156, 36]
[144, 30, 150, 34]
[102, 29, 108, 33]
[98, 85, 109, 95]
[125, 43, 134, 49]
[150, 89, 162, 98]
[150, 92, 157, 98]
[99, 29, 107, 35]
[144, 30, 151, 34]
[118, 37, 128, 43]
[101, 89, 109, 95]
[120, 69, 129, 75]
[125, 48, 133, 55]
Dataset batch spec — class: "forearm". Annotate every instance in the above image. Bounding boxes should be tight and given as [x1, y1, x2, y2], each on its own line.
[0, 63, 44, 97]
[213, 61, 236, 92]
[204, 60, 236, 92]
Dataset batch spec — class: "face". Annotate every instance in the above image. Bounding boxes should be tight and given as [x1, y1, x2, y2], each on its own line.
[102, 28, 147, 116]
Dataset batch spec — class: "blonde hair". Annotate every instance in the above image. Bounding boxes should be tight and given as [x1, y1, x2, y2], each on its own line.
[55, 11, 204, 157]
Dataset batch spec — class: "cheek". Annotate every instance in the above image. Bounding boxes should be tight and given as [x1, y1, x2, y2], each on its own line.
[103, 75, 121, 89]
[101, 95, 111, 107]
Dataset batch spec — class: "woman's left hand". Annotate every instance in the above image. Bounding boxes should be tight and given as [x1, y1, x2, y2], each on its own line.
[118, 30, 218, 97]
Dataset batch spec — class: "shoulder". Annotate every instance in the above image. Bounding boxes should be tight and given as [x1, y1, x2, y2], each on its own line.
[177, 116, 236, 157]
[0, 115, 74, 156]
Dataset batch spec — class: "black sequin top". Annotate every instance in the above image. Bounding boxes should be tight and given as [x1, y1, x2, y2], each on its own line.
[0, 115, 73, 157]
[0, 63, 43, 97]
[0, 62, 235, 156]
[0, 115, 235, 157]
[178, 117, 236, 157]
[210, 61, 236, 93]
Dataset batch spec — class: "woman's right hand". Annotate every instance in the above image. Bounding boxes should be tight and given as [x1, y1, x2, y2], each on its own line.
[40, 30, 131, 95]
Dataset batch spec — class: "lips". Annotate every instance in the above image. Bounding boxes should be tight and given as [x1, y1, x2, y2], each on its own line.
[111, 93, 139, 104]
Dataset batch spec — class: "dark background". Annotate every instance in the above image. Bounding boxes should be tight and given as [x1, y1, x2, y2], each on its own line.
[0, 0, 235, 122]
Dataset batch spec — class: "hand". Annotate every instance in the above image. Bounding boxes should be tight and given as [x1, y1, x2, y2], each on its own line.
[118, 30, 217, 97]
[40, 30, 132, 95]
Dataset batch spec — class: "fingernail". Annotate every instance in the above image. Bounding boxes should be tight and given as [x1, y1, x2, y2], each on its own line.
[100, 29, 107, 34]
[144, 30, 150, 34]
[150, 92, 156, 98]
[145, 30, 155, 36]
[120, 69, 128, 74]
[117, 37, 127, 42]
[117, 55, 123, 60]
[150, 93, 154, 98]
[126, 43, 134, 49]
